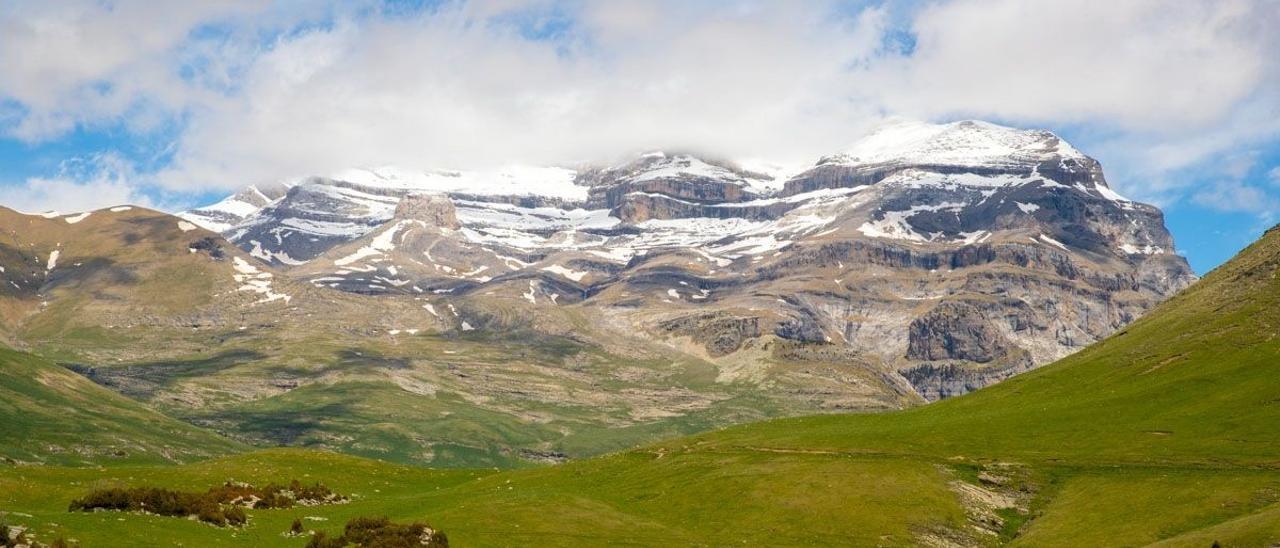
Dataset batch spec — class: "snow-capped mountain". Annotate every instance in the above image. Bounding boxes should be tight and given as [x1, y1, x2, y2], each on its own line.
[183, 119, 1196, 399]
[180, 181, 293, 234]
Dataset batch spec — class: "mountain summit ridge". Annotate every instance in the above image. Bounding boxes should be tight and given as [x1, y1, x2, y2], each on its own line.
[182, 118, 1116, 224]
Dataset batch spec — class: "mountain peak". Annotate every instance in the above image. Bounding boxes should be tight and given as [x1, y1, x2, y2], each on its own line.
[826, 118, 1083, 170]
[582, 151, 776, 191]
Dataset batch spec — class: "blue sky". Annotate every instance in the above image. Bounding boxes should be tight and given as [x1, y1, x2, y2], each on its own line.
[1, 0, 1277, 274]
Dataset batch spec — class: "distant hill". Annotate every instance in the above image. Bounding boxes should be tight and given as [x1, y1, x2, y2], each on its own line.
[0, 345, 243, 465]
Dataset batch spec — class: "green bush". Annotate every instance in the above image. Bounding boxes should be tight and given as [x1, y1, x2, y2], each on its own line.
[68, 480, 344, 527]
[306, 516, 448, 548]
[305, 531, 340, 548]
[224, 505, 247, 526]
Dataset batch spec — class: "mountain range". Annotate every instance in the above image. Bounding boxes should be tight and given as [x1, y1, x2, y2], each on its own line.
[0, 119, 1198, 468]
[184, 118, 1195, 399]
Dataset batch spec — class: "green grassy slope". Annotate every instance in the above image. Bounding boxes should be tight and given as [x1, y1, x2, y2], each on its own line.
[3, 227, 1279, 545]
[0, 345, 244, 465]
[0, 450, 489, 547]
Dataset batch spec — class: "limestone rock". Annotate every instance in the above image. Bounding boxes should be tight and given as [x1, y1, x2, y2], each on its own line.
[395, 193, 460, 229]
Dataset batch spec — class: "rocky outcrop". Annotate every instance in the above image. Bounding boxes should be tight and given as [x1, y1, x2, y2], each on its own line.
[395, 194, 460, 229]
[906, 301, 1015, 363]
[782, 162, 898, 195]
[187, 237, 227, 260]
[611, 192, 792, 223]
[579, 153, 775, 222]
[900, 357, 1034, 401]
[659, 312, 761, 356]
[592, 177, 753, 209]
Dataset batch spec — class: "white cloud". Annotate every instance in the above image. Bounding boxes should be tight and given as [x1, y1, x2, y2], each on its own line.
[0, 0, 341, 140]
[864, 0, 1270, 130]
[1194, 179, 1279, 215]
[1268, 166, 1280, 186]
[155, 1, 892, 190]
[2, 153, 158, 214]
[0, 1, 265, 140]
[1, 0, 1278, 215]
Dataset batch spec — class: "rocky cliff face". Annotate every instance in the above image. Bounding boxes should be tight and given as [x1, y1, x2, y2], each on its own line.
[183, 119, 1197, 401]
[394, 193, 460, 229]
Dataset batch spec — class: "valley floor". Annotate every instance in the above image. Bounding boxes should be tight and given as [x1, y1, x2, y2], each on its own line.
[3, 447, 1279, 547]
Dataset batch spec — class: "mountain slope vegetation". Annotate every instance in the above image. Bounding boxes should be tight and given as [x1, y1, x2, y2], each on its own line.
[0, 345, 244, 465]
[3, 226, 1279, 545]
[0, 205, 918, 468]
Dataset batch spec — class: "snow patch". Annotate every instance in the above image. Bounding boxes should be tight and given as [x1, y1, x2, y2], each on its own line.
[63, 212, 91, 224]
[1037, 234, 1069, 251]
[249, 240, 307, 265]
[858, 210, 928, 242]
[232, 257, 292, 305]
[542, 264, 588, 282]
[1120, 243, 1164, 255]
[1094, 184, 1131, 203]
[335, 220, 409, 266]
[957, 230, 990, 245]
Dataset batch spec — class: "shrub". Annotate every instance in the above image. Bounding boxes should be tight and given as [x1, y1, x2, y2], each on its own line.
[307, 516, 448, 548]
[67, 479, 344, 528]
[305, 531, 343, 548]
[195, 503, 227, 526]
[224, 506, 247, 527]
[253, 490, 295, 510]
[290, 517, 305, 536]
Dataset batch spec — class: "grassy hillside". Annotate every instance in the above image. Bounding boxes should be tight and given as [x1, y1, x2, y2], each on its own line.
[3, 228, 1280, 545]
[0, 345, 244, 465]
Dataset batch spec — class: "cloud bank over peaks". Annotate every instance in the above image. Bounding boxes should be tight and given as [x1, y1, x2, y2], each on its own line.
[0, 0, 1277, 220]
